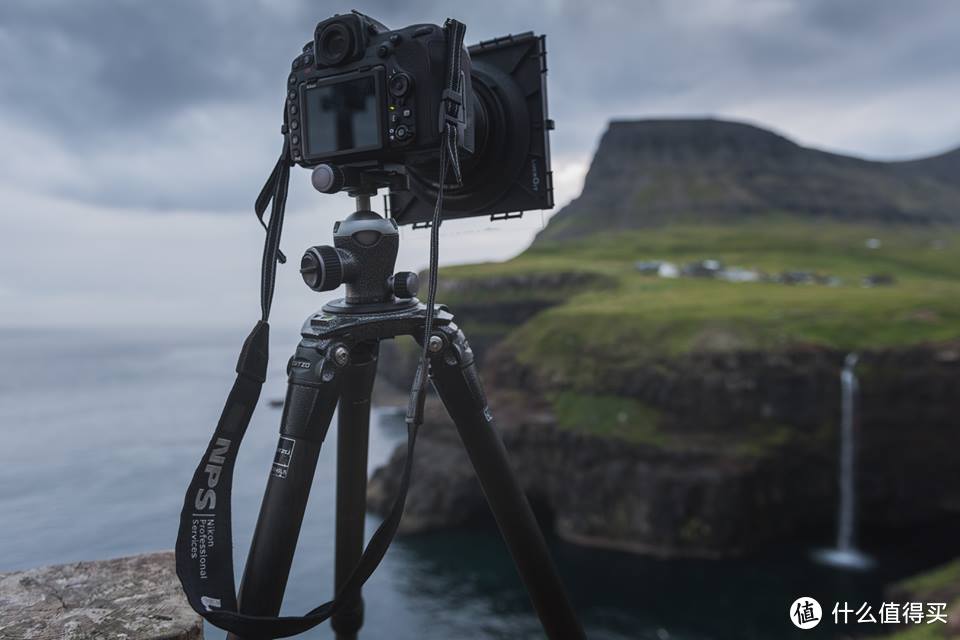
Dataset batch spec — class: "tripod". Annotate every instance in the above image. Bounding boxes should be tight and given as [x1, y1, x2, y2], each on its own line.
[225, 196, 585, 640]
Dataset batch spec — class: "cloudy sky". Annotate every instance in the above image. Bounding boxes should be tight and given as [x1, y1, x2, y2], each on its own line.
[2, 0, 959, 330]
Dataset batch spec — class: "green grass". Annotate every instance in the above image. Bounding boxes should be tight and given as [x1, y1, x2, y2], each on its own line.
[550, 391, 664, 445]
[527, 218, 960, 282]
[896, 559, 960, 600]
[444, 221, 960, 383]
[437, 263, 618, 306]
[505, 275, 960, 388]
[441, 219, 960, 440]
[549, 390, 797, 456]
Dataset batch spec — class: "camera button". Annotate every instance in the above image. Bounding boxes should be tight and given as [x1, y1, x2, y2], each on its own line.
[290, 120, 299, 130]
[290, 104, 298, 115]
[402, 108, 411, 118]
[395, 125, 408, 140]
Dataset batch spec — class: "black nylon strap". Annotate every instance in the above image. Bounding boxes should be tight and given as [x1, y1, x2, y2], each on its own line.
[175, 381, 422, 637]
[408, 18, 466, 427]
[175, 18, 467, 638]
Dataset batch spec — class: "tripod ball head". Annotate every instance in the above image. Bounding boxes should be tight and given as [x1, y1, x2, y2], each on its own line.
[303, 209, 418, 306]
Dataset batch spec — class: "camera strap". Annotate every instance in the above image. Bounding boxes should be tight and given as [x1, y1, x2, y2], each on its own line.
[174, 18, 468, 639]
[407, 17, 466, 427]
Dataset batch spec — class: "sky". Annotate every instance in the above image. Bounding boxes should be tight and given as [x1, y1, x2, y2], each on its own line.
[2, 0, 959, 330]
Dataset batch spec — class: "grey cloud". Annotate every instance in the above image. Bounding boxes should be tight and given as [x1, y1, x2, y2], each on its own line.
[0, 0, 958, 213]
[2, 2, 287, 130]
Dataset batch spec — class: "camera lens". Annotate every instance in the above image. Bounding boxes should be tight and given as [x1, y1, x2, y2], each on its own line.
[316, 22, 353, 66]
[389, 73, 412, 97]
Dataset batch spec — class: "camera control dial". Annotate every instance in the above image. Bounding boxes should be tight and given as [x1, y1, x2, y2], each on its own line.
[388, 72, 412, 97]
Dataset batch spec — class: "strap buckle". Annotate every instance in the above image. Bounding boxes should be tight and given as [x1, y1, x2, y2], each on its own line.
[438, 79, 466, 134]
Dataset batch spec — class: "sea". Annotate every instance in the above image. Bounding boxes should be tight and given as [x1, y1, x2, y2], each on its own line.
[0, 327, 955, 639]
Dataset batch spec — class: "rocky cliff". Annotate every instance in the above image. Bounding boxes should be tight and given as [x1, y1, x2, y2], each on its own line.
[370, 341, 960, 557]
[539, 119, 960, 241]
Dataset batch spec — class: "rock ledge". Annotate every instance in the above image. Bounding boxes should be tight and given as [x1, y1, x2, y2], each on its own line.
[0, 551, 202, 640]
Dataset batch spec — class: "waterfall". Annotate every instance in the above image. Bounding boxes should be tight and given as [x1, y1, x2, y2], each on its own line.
[836, 353, 858, 551]
[812, 353, 874, 569]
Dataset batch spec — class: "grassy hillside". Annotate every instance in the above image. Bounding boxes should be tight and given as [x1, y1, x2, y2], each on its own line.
[441, 220, 960, 385]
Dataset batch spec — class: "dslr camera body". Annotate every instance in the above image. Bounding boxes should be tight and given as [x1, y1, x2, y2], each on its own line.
[285, 11, 554, 225]
[287, 12, 474, 169]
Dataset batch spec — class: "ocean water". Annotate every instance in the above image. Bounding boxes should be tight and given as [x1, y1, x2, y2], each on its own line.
[0, 328, 955, 639]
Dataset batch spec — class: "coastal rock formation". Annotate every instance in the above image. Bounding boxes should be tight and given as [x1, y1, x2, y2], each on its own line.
[369, 342, 960, 557]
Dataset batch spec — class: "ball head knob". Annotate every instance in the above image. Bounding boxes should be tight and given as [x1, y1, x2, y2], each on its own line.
[389, 271, 419, 299]
[300, 245, 344, 292]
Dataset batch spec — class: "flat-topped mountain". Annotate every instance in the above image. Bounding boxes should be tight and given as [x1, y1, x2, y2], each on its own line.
[539, 119, 960, 241]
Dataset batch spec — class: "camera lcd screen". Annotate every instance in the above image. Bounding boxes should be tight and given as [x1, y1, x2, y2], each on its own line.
[303, 75, 380, 156]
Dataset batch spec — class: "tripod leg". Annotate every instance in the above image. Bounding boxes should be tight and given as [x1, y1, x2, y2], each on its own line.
[428, 327, 586, 640]
[226, 341, 342, 640]
[331, 341, 379, 640]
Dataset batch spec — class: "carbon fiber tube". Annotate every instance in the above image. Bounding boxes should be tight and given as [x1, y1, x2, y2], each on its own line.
[332, 343, 379, 640]
[227, 343, 341, 640]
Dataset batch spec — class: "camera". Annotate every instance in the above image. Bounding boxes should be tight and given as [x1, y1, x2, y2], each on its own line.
[287, 12, 474, 168]
[285, 11, 554, 225]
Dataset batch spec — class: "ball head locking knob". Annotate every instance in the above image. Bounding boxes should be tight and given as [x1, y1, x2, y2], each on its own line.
[388, 271, 419, 299]
[300, 245, 344, 292]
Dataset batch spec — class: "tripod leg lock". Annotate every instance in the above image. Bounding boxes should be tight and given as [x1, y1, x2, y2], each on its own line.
[425, 323, 476, 368]
[426, 324, 490, 420]
[279, 338, 346, 443]
[286, 338, 350, 385]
